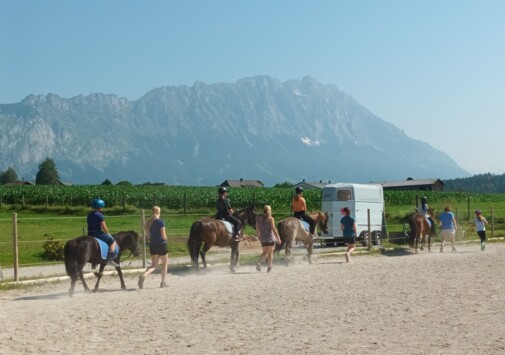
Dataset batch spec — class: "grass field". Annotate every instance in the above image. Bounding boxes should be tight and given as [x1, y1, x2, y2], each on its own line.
[1, 196, 504, 268]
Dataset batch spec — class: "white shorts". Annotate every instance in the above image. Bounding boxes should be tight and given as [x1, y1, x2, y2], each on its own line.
[440, 229, 455, 239]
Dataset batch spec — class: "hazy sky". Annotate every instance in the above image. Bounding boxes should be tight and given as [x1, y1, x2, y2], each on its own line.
[1, 0, 504, 176]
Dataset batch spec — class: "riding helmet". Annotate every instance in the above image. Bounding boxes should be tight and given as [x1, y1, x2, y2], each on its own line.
[295, 186, 303, 194]
[91, 198, 106, 209]
[218, 187, 228, 194]
[475, 209, 482, 215]
[421, 196, 427, 203]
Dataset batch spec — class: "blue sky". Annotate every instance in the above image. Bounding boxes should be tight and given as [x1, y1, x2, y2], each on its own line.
[1, 0, 504, 176]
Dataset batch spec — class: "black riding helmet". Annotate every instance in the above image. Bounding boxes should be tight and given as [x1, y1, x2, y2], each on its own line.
[218, 187, 228, 195]
[421, 196, 427, 203]
[295, 186, 303, 194]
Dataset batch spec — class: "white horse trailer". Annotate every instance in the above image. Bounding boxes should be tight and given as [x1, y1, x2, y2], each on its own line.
[321, 183, 385, 246]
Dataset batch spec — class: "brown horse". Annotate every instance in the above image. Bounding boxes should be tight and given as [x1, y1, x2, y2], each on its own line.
[274, 212, 329, 265]
[410, 208, 436, 253]
[63, 230, 140, 296]
[187, 207, 256, 272]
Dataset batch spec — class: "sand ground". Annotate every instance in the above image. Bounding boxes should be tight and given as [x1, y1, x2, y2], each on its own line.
[1, 242, 504, 354]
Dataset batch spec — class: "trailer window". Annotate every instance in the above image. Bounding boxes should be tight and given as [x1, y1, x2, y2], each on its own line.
[337, 189, 352, 201]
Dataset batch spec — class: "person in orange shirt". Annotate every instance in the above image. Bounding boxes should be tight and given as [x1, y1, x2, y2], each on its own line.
[291, 186, 316, 239]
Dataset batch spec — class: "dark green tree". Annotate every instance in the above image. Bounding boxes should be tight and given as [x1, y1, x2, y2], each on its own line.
[273, 181, 294, 188]
[35, 158, 60, 185]
[101, 179, 113, 186]
[0, 167, 18, 184]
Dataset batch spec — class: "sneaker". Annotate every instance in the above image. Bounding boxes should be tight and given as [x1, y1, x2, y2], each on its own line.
[160, 282, 168, 288]
[345, 252, 350, 263]
[138, 275, 145, 289]
[452, 248, 457, 252]
[440, 247, 443, 253]
[267, 267, 272, 273]
[256, 262, 262, 272]
[481, 242, 486, 251]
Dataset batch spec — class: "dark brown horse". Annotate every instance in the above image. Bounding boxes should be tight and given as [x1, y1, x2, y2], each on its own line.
[409, 208, 435, 253]
[187, 207, 256, 272]
[64, 230, 140, 296]
[274, 212, 329, 265]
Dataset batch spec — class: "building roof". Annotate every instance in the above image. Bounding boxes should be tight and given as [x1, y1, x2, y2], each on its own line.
[380, 178, 444, 188]
[295, 180, 333, 189]
[219, 179, 264, 188]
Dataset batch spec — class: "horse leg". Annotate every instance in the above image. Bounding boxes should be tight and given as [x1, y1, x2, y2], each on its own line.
[284, 239, 291, 266]
[230, 243, 237, 273]
[200, 243, 211, 269]
[233, 242, 240, 270]
[428, 233, 432, 253]
[307, 241, 313, 264]
[116, 266, 127, 290]
[93, 264, 106, 292]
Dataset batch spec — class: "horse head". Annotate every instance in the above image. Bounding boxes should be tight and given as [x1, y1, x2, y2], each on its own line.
[234, 207, 257, 229]
[317, 212, 329, 234]
[116, 230, 140, 257]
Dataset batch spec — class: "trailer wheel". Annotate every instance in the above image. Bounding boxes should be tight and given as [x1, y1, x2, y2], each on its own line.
[372, 231, 383, 245]
[359, 231, 369, 247]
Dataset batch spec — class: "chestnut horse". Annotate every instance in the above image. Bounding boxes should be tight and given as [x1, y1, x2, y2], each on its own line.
[274, 212, 329, 265]
[64, 230, 140, 296]
[187, 207, 256, 272]
[410, 208, 436, 253]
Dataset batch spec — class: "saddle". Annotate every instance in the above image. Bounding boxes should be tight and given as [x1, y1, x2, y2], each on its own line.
[296, 218, 311, 232]
[94, 237, 119, 261]
[216, 219, 234, 235]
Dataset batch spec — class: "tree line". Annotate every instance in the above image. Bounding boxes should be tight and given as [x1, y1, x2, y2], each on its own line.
[0, 158, 61, 185]
[3, 159, 505, 193]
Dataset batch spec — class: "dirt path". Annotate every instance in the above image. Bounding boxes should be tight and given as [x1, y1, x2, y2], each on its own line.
[1, 243, 504, 354]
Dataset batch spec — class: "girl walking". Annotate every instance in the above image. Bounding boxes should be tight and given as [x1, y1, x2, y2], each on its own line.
[255, 205, 281, 273]
[138, 206, 169, 288]
[474, 209, 489, 251]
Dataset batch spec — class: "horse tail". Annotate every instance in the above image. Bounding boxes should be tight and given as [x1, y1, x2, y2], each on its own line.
[64, 238, 79, 277]
[407, 216, 417, 246]
[188, 221, 202, 266]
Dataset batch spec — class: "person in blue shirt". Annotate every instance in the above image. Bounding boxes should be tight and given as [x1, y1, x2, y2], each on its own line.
[340, 207, 357, 263]
[87, 198, 119, 266]
[138, 206, 169, 289]
[439, 206, 458, 252]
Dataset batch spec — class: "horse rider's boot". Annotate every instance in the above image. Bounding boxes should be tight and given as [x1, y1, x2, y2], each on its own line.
[232, 233, 242, 242]
[106, 252, 120, 267]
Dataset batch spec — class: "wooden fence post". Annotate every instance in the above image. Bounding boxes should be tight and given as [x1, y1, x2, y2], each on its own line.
[141, 209, 146, 268]
[12, 212, 19, 282]
[491, 205, 494, 239]
[45, 194, 49, 210]
[467, 195, 470, 222]
[183, 192, 187, 214]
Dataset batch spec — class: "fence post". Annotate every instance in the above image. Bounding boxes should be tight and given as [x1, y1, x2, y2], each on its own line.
[367, 209, 372, 251]
[141, 209, 146, 268]
[491, 205, 494, 239]
[22, 194, 25, 207]
[184, 192, 187, 214]
[45, 194, 49, 210]
[122, 193, 126, 212]
[12, 212, 19, 282]
[467, 195, 470, 222]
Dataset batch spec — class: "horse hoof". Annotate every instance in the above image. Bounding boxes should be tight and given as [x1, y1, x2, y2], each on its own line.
[308, 259, 313, 265]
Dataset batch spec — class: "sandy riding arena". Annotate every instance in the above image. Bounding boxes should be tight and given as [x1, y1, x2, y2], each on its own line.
[1, 243, 505, 354]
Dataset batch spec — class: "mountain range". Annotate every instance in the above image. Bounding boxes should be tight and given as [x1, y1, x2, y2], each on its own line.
[0, 75, 469, 186]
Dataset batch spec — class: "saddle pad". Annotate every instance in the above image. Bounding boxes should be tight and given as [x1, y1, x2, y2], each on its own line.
[219, 220, 234, 235]
[299, 219, 310, 232]
[94, 237, 119, 260]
